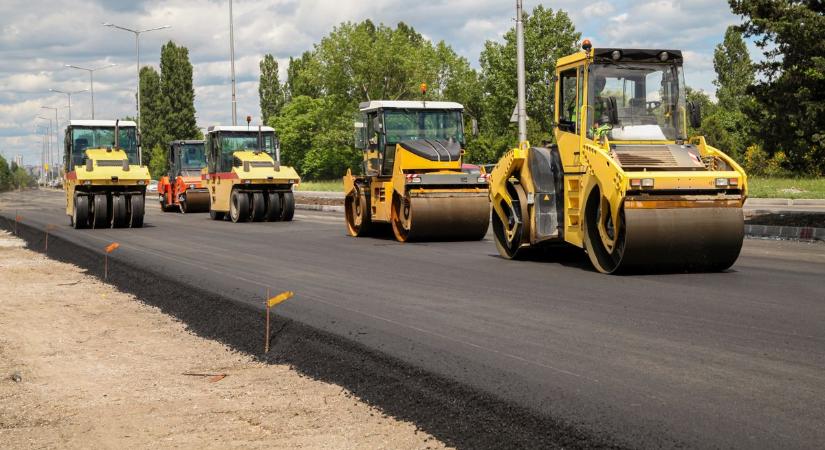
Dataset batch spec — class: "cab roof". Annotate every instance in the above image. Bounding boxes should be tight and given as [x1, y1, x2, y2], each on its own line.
[68, 119, 137, 127]
[557, 48, 683, 68]
[359, 100, 464, 113]
[207, 125, 275, 133]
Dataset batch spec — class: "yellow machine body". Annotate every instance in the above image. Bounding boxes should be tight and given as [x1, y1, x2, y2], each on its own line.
[343, 100, 490, 241]
[203, 126, 300, 223]
[489, 48, 748, 273]
[63, 120, 151, 229]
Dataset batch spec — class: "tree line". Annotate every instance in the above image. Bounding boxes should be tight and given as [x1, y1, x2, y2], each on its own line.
[0, 155, 36, 192]
[137, 0, 825, 179]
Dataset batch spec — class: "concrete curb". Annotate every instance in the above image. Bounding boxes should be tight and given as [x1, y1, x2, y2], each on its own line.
[296, 203, 344, 213]
[745, 224, 825, 241]
[746, 198, 825, 207]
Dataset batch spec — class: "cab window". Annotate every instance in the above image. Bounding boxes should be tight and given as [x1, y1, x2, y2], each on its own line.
[557, 68, 579, 133]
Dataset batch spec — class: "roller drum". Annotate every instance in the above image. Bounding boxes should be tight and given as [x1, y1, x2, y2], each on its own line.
[394, 193, 490, 241]
[181, 191, 210, 213]
[587, 206, 744, 273]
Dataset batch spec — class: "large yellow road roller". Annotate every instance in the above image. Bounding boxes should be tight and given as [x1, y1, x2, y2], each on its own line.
[202, 125, 300, 223]
[490, 43, 747, 273]
[343, 100, 490, 241]
[64, 120, 151, 229]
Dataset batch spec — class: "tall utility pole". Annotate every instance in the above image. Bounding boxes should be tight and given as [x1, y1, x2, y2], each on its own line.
[50, 88, 88, 121]
[515, 0, 528, 144]
[65, 63, 117, 119]
[103, 23, 170, 130]
[41, 105, 61, 174]
[36, 117, 52, 182]
[229, 0, 238, 125]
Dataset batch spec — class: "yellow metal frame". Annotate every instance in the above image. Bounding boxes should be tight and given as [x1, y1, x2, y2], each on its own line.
[203, 150, 300, 213]
[64, 147, 151, 217]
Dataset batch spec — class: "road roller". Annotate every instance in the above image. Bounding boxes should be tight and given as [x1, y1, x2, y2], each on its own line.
[343, 100, 490, 241]
[63, 119, 150, 229]
[202, 125, 300, 223]
[158, 140, 209, 213]
[489, 42, 748, 273]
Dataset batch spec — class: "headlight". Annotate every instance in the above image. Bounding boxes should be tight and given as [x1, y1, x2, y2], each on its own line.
[189, 184, 195, 189]
[137, 180, 146, 185]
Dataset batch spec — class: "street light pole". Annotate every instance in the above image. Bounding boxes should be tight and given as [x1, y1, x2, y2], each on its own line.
[65, 63, 117, 119]
[41, 106, 61, 174]
[103, 23, 170, 130]
[229, 0, 238, 125]
[515, 0, 528, 144]
[36, 117, 53, 182]
[50, 88, 88, 121]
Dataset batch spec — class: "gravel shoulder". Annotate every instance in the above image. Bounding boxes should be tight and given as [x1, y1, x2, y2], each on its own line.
[0, 231, 444, 449]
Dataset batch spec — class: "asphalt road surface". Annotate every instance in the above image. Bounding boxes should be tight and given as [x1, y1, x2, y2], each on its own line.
[2, 189, 824, 449]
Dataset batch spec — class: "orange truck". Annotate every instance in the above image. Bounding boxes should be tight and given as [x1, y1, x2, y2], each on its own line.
[158, 140, 210, 213]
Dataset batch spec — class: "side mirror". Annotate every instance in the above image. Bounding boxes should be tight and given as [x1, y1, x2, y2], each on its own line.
[372, 116, 383, 134]
[688, 101, 702, 128]
[471, 118, 479, 138]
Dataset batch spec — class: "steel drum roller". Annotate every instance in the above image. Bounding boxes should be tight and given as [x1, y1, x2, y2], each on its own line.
[182, 191, 210, 213]
[396, 192, 490, 241]
[586, 206, 744, 273]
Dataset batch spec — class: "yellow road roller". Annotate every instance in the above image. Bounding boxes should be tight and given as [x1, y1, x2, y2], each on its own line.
[343, 100, 490, 241]
[202, 125, 300, 223]
[489, 43, 747, 273]
[63, 120, 151, 229]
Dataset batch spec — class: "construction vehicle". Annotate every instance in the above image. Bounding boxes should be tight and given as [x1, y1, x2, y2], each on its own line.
[489, 39, 747, 273]
[343, 100, 490, 241]
[158, 140, 209, 213]
[202, 125, 299, 222]
[63, 119, 150, 229]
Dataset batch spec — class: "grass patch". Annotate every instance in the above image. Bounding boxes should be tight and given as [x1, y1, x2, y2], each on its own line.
[295, 179, 343, 192]
[748, 177, 825, 199]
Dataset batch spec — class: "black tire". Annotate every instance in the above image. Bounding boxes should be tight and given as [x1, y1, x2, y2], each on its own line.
[281, 191, 295, 222]
[251, 192, 266, 221]
[265, 192, 282, 222]
[92, 194, 109, 229]
[73, 194, 90, 229]
[111, 195, 128, 228]
[159, 193, 171, 212]
[209, 209, 225, 221]
[129, 194, 145, 228]
[230, 189, 249, 223]
[344, 184, 372, 236]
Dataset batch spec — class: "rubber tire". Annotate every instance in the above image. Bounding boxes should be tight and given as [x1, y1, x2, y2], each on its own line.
[281, 191, 295, 222]
[265, 192, 282, 222]
[129, 194, 145, 228]
[230, 189, 249, 223]
[160, 193, 172, 212]
[111, 195, 128, 228]
[92, 194, 109, 229]
[73, 195, 90, 229]
[251, 192, 266, 221]
[209, 209, 225, 221]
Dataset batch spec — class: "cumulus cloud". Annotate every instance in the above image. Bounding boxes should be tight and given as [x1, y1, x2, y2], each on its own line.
[0, 0, 746, 165]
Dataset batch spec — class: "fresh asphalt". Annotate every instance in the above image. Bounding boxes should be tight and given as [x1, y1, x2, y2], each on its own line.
[2, 189, 824, 449]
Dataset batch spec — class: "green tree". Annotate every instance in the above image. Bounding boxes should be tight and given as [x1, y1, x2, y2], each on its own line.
[713, 26, 755, 111]
[139, 66, 164, 167]
[160, 41, 199, 143]
[0, 155, 11, 191]
[259, 54, 285, 124]
[479, 5, 580, 147]
[148, 145, 167, 179]
[729, 0, 825, 174]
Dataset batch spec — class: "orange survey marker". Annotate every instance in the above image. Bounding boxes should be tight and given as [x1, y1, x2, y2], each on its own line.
[265, 290, 295, 353]
[14, 214, 22, 235]
[44, 224, 57, 252]
[104, 242, 120, 280]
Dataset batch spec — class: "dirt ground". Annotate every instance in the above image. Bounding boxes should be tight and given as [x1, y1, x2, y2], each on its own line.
[0, 231, 445, 449]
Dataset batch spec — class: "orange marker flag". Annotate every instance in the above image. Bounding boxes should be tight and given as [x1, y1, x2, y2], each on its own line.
[105, 242, 120, 253]
[267, 291, 294, 308]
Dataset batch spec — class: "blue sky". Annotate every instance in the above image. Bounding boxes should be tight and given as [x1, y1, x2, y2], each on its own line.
[0, 0, 750, 165]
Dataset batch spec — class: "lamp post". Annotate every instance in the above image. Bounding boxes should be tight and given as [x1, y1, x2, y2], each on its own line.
[103, 22, 170, 130]
[41, 105, 61, 175]
[35, 125, 48, 184]
[229, 0, 238, 125]
[49, 88, 88, 121]
[36, 117, 53, 182]
[64, 63, 117, 119]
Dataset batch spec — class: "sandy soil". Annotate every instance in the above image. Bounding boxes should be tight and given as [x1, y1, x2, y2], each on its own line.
[0, 231, 445, 449]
